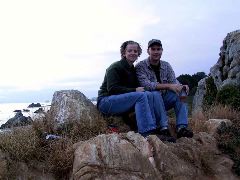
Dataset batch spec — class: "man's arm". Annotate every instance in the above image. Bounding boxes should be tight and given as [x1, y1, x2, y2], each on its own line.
[135, 62, 159, 91]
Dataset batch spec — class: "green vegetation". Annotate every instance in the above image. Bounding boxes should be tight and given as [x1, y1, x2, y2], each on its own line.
[200, 78, 240, 176]
[217, 110, 240, 175]
[203, 76, 218, 107]
[177, 72, 207, 96]
[216, 85, 240, 111]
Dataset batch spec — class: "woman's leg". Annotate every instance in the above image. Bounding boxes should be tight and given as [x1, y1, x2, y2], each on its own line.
[98, 92, 156, 133]
[149, 91, 169, 128]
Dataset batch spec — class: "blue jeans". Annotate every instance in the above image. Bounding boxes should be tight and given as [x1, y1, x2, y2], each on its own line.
[162, 90, 188, 128]
[98, 91, 165, 134]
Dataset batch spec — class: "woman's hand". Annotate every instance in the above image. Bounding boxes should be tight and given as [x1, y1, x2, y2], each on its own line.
[136, 87, 145, 92]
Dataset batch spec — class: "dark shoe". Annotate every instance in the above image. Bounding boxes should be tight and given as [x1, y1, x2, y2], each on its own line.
[157, 129, 176, 143]
[177, 127, 193, 138]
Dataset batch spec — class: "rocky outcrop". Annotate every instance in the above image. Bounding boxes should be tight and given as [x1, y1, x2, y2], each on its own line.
[0, 112, 33, 129]
[193, 30, 240, 114]
[192, 77, 207, 114]
[73, 132, 237, 180]
[210, 30, 240, 90]
[49, 90, 101, 125]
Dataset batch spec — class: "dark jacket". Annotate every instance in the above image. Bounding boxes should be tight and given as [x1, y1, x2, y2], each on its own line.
[98, 58, 138, 97]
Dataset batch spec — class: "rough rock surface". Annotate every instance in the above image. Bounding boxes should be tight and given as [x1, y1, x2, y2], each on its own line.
[73, 132, 238, 180]
[210, 30, 240, 90]
[192, 77, 207, 114]
[49, 90, 101, 125]
[193, 30, 240, 114]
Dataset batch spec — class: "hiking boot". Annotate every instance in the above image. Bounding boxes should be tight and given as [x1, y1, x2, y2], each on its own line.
[157, 129, 176, 143]
[177, 127, 193, 138]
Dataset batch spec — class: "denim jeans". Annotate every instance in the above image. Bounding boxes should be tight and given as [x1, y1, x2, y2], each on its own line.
[98, 91, 164, 134]
[162, 90, 188, 128]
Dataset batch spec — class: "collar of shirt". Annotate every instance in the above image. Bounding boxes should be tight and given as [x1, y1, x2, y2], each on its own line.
[146, 57, 165, 70]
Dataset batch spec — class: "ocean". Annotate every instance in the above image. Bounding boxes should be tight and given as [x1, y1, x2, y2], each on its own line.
[0, 102, 51, 126]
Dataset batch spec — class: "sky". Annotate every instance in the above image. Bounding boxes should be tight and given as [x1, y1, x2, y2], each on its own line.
[0, 0, 239, 103]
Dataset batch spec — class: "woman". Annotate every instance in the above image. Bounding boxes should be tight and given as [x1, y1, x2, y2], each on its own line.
[97, 40, 175, 142]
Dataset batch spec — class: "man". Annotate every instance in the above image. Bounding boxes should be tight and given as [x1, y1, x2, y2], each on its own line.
[135, 39, 193, 139]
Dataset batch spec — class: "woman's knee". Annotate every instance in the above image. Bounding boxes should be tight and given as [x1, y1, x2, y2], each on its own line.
[134, 91, 148, 101]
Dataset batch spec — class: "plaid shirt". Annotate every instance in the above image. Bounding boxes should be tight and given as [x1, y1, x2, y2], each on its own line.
[135, 58, 178, 91]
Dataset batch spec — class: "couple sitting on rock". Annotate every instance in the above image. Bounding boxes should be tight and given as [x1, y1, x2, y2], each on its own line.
[97, 39, 193, 143]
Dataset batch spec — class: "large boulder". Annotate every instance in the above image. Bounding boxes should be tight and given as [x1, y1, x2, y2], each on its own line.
[210, 30, 240, 90]
[73, 132, 237, 180]
[49, 90, 101, 125]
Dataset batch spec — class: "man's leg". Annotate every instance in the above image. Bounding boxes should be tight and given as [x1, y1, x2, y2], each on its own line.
[98, 92, 156, 134]
[162, 90, 188, 127]
[163, 90, 193, 138]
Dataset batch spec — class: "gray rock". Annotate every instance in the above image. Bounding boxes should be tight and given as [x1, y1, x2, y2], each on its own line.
[192, 77, 207, 115]
[49, 90, 101, 125]
[204, 119, 232, 136]
[210, 30, 240, 89]
[0, 112, 33, 129]
[194, 30, 240, 113]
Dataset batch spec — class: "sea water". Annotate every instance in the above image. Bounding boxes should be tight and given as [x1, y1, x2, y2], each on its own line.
[0, 102, 51, 126]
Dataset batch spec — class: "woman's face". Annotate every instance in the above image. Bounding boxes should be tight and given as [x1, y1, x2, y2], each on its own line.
[124, 44, 139, 65]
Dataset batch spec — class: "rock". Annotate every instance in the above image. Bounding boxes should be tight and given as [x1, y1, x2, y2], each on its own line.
[192, 77, 207, 114]
[49, 90, 101, 125]
[13, 110, 22, 113]
[73, 132, 161, 180]
[204, 119, 232, 136]
[28, 103, 42, 108]
[210, 30, 240, 90]
[34, 107, 44, 113]
[73, 132, 238, 180]
[193, 30, 240, 113]
[0, 112, 33, 129]
[23, 109, 30, 112]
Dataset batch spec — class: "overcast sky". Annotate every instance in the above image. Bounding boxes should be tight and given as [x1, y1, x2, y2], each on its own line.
[0, 0, 239, 103]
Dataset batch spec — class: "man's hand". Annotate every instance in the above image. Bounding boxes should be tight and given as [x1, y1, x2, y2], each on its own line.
[168, 84, 182, 94]
[136, 87, 145, 92]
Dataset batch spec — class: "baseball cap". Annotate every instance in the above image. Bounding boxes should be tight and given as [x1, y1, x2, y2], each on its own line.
[148, 39, 162, 48]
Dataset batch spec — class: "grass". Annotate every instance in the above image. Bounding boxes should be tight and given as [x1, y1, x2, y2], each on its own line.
[0, 111, 107, 179]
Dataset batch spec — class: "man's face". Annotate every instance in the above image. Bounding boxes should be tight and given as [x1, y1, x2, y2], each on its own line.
[147, 44, 163, 65]
[124, 44, 139, 64]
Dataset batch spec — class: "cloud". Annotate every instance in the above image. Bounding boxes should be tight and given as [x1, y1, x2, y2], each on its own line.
[0, 0, 239, 102]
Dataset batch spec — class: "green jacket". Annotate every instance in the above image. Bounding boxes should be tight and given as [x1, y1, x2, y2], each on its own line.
[98, 58, 138, 97]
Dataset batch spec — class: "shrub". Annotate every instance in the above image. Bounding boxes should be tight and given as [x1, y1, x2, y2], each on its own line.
[0, 111, 108, 179]
[215, 105, 240, 176]
[203, 76, 217, 108]
[45, 138, 74, 179]
[0, 126, 40, 162]
[216, 85, 240, 110]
